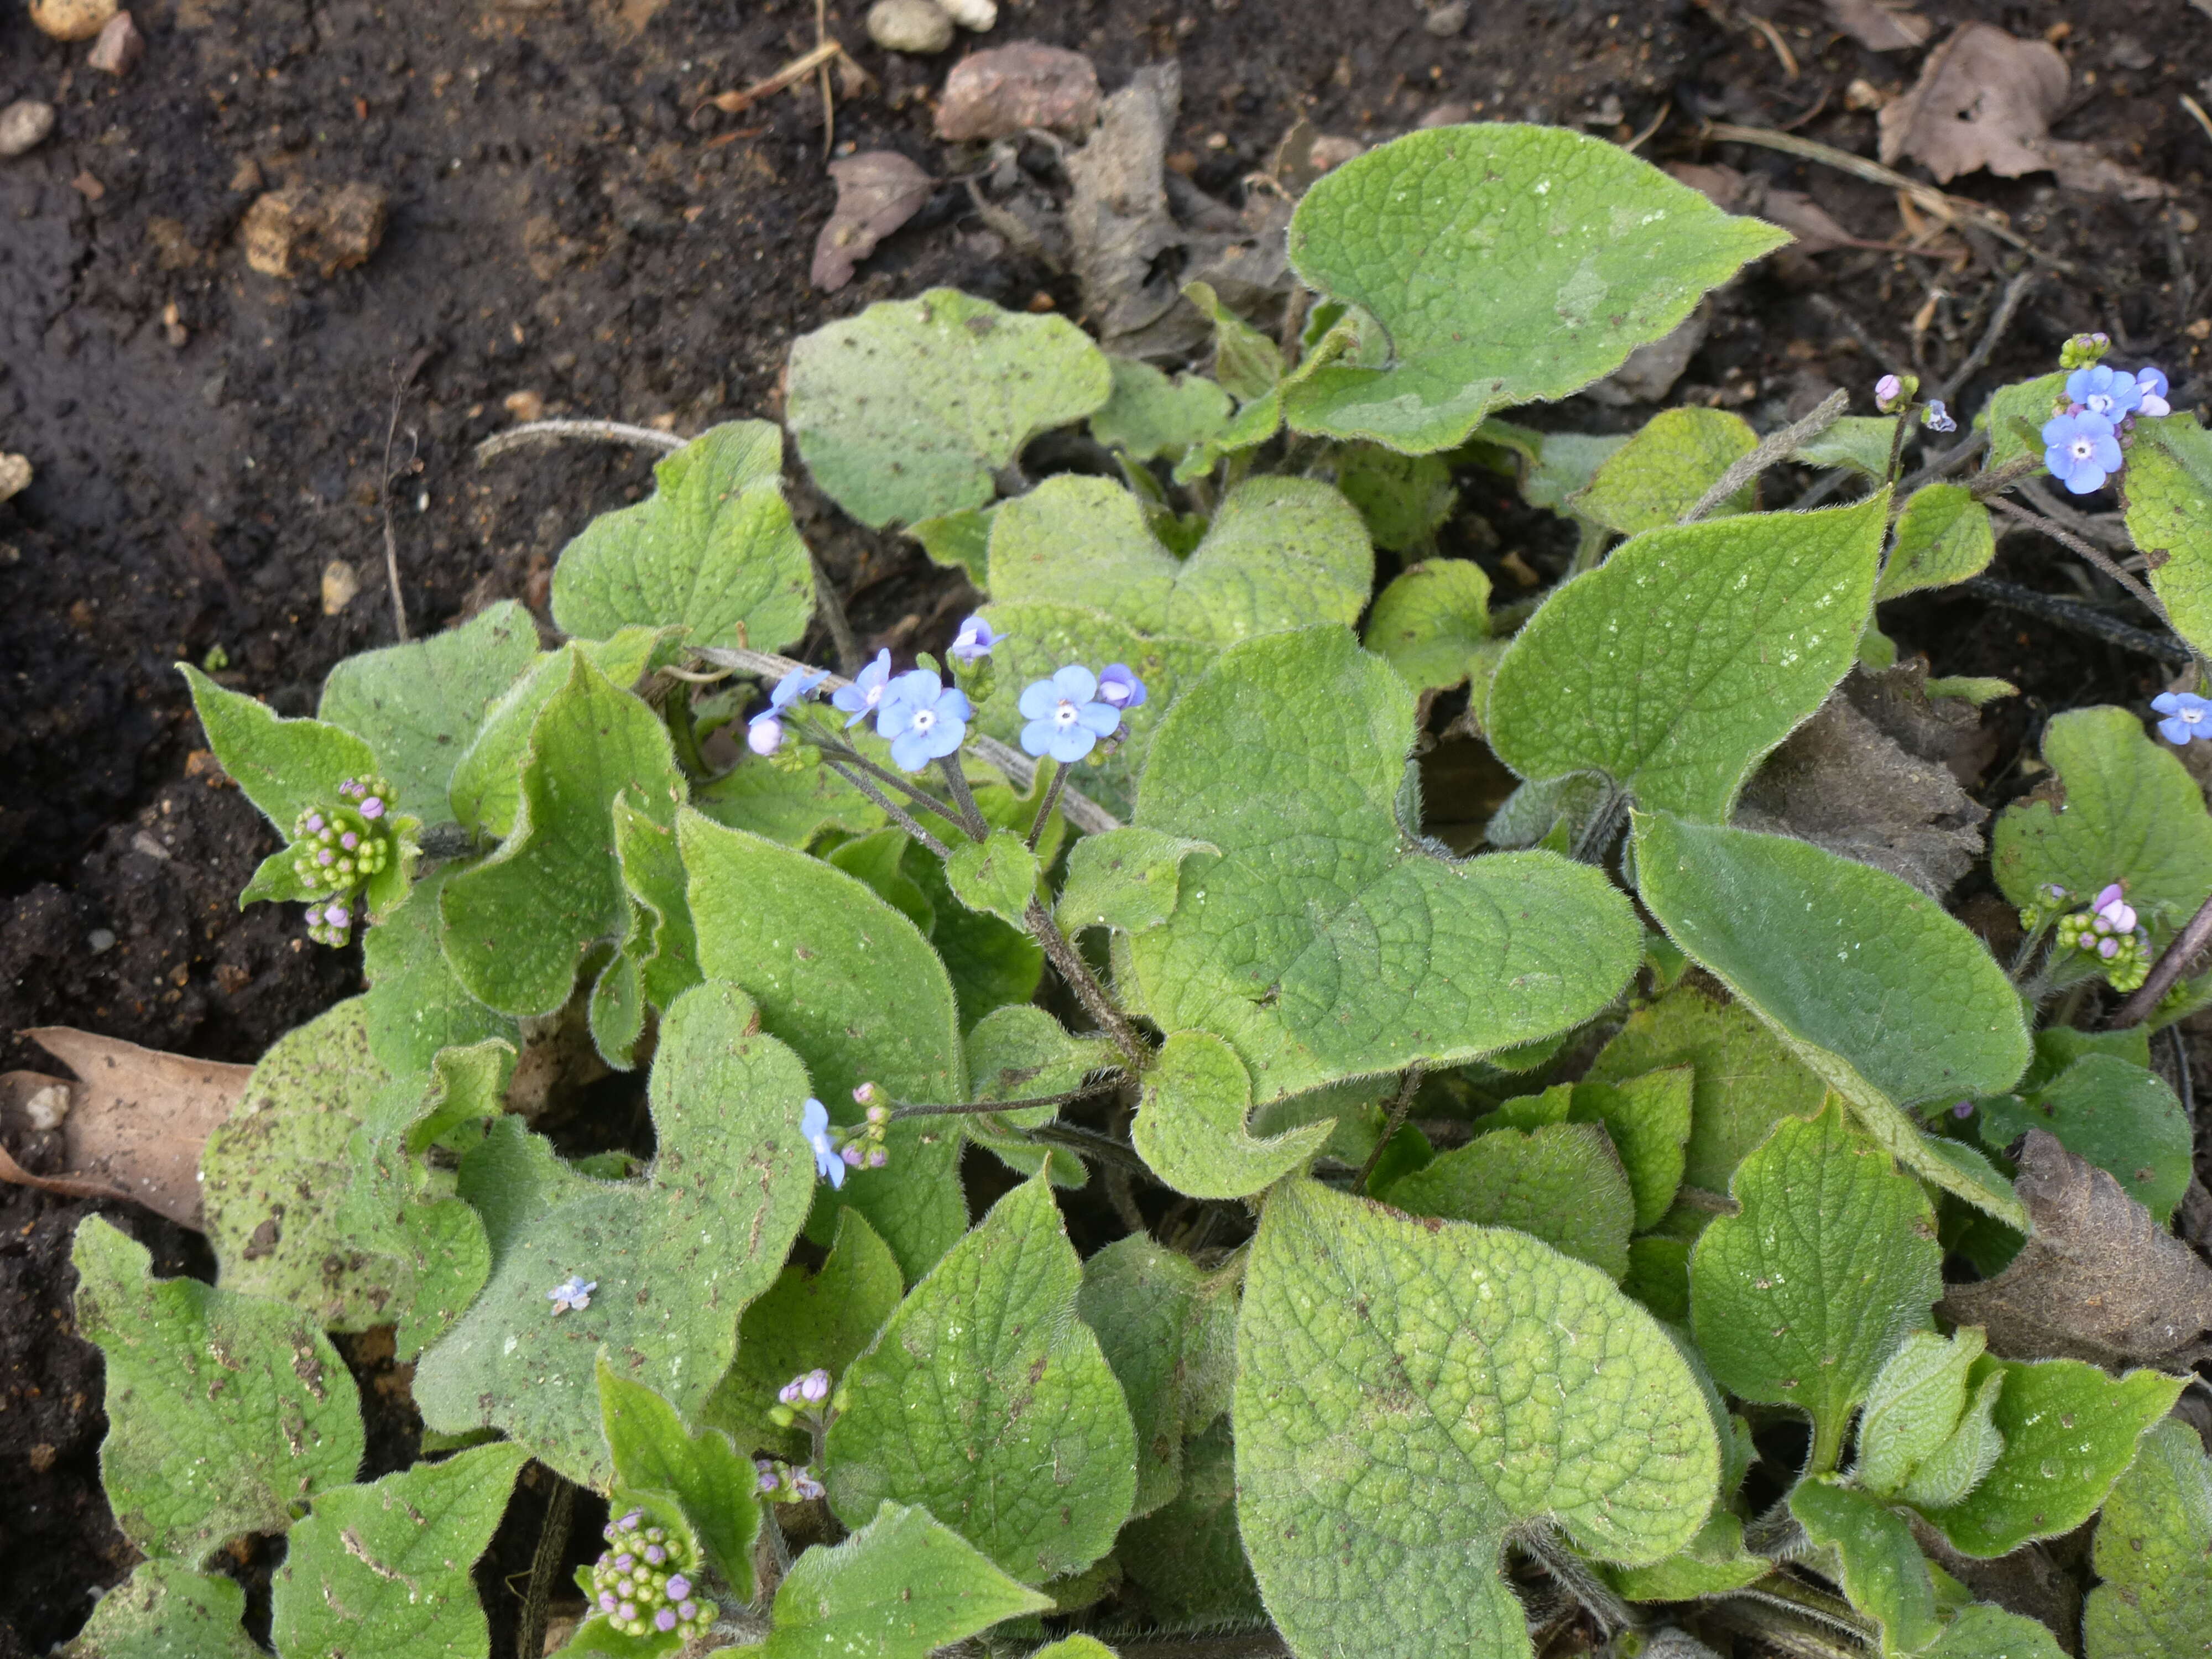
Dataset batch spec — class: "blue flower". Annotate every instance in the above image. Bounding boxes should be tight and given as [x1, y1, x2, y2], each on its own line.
[769, 665, 828, 711]
[801, 1097, 844, 1188]
[2153, 691, 2211, 746]
[948, 614, 1003, 663]
[2042, 409, 2121, 494]
[877, 670, 973, 772]
[547, 1274, 596, 1314]
[1921, 399, 1956, 434]
[2065, 364, 2143, 422]
[1096, 663, 1148, 709]
[832, 649, 895, 729]
[2133, 366, 2172, 418]
[1018, 665, 1121, 763]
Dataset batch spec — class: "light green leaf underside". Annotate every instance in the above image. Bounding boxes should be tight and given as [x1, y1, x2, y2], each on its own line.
[1128, 627, 1641, 1103]
[1789, 1476, 1942, 1655]
[785, 287, 1112, 529]
[2119, 415, 2212, 659]
[1131, 1028, 1333, 1201]
[1489, 492, 1887, 822]
[1363, 559, 1491, 692]
[906, 504, 995, 589]
[826, 1173, 1138, 1584]
[200, 997, 403, 1329]
[1281, 124, 1790, 452]
[681, 810, 967, 1281]
[1689, 1102, 1940, 1472]
[180, 662, 380, 832]
[1880, 483, 1995, 601]
[1795, 415, 1898, 479]
[1381, 1121, 1634, 1281]
[551, 421, 815, 653]
[1235, 1179, 1718, 1659]
[411, 981, 815, 1485]
[1571, 406, 1757, 533]
[269, 1441, 529, 1659]
[60, 1562, 262, 1659]
[1635, 813, 2030, 1227]
[1091, 357, 1233, 460]
[2083, 1418, 2212, 1659]
[70, 1217, 365, 1567]
[1991, 704, 2212, 929]
[1856, 1327, 1989, 1501]
[741, 1501, 1052, 1659]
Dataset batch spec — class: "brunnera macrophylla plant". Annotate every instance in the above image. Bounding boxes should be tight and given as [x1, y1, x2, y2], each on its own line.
[65, 122, 2212, 1659]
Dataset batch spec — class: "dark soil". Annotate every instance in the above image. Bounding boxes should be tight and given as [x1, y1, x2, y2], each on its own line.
[5, 0, 2211, 1648]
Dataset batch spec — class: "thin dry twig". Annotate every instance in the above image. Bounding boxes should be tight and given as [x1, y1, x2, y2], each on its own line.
[514, 1474, 573, 1659]
[1985, 495, 2168, 618]
[379, 353, 431, 640]
[1681, 388, 1850, 523]
[2110, 890, 2212, 1029]
[703, 39, 855, 116]
[475, 418, 684, 464]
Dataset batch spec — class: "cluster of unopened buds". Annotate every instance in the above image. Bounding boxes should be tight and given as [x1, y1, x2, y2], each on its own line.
[800, 1092, 891, 1191]
[2039, 333, 2172, 495]
[1874, 372, 1957, 436]
[755, 1457, 826, 1503]
[293, 775, 395, 945]
[585, 1509, 716, 1640]
[768, 1367, 833, 1433]
[2040, 882, 2152, 992]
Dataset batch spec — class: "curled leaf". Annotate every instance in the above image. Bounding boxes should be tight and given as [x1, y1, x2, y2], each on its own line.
[812, 151, 933, 293]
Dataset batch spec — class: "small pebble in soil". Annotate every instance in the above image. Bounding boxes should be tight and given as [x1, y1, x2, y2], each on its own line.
[0, 99, 56, 159]
[0, 453, 30, 503]
[321, 560, 361, 615]
[935, 41, 1101, 140]
[86, 9, 143, 74]
[240, 182, 389, 279]
[1423, 0, 1469, 36]
[29, 0, 114, 39]
[867, 0, 954, 54]
[87, 928, 117, 954]
[938, 0, 995, 28]
[23, 1085, 70, 1131]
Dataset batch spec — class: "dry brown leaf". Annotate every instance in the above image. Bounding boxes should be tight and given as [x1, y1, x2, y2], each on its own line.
[2041, 138, 2172, 201]
[933, 41, 1099, 142]
[1877, 24, 2068, 183]
[1, 1030, 253, 1228]
[1664, 161, 1865, 253]
[811, 150, 934, 292]
[1824, 0, 1931, 52]
[1938, 1130, 2212, 1370]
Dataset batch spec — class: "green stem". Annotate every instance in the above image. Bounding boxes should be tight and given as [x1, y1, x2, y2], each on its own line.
[1024, 896, 1149, 1071]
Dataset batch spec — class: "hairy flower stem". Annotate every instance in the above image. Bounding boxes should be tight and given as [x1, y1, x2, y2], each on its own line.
[1023, 1119, 1153, 1177]
[1511, 1523, 1635, 1636]
[889, 1075, 1126, 1120]
[2109, 888, 2212, 1029]
[1354, 1063, 1424, 1195]
[1024, 897, 1149, 1070]
[1985, 495, 2170, 621]
[805, 730, 967, 831]
[933, 756, 992, 842]
[1027, 761, 1072, 853]
[818, 758, 956, 860]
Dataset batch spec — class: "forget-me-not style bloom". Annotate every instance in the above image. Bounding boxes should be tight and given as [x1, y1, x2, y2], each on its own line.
[1921, 399, 1956, 434]
[1096, 663, 1147, 709]
[2153, 691, 2211, 746]
[832, 649, 895, 728]
[801, 1097, 844, 1188]
[2065, 364, 2143, 422]
[877, 669, 973, 771]
[2042, 409, 2121, 494]
[548, 1274, 596, 1314]
[2133, 366, 2172, 418]
[948, 614, 1003, 662]
[748, 665, 828, 754]
[1019, 665, 1122, 763]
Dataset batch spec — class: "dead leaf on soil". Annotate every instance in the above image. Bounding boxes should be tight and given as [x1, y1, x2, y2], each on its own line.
[811, 150, 933, 292]
[933, 41, 1100, 142]
[1938, 1130, 2212, 1371]
[1063, 62, 1292, 359]
[1664, 161, 1865, 254]
[2039, 139, 2172, 202]
[1877, 24, 2068, 183]
[0, 1030, 253, 1228]
[1823, 0, 1931, 53]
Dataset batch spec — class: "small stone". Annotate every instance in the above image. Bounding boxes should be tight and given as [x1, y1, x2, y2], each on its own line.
[321, 559, 361, 614]
[935, 41, 1100, 140]
[23, 1084, 70, 1131]
[29, 0, 114, 41]
[1418, 102, 1473, 128]
[240, 182, 389, 279]
[86, 10, 143, 74]
[1306, 135, 1365, 174]
[0, 100, 56, 160]
[867, 0, 953, 54]
[0, 453, 30, 503]
[87, 928, 117, 954]
[1843, 77, 1887, 111]
[503, 389, 546, 422]
[1422, 0, 1468, 35]
[938, 0, 994, 27]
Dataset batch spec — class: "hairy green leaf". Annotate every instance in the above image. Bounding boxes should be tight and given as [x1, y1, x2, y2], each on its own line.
[1091, 358, 1233, 460]
[2120, 414, 2212, 659]
[598, 1360, 760, 1598]
[786, 288, 1112, 528]
[1185, 279, 1284, 403]
[682, 811, 967, 1280]
[2083, 1418, 2212, 1659]
[1056, 827, 1218, 936]
[71, 1216, 364, 1566]
[906, 504, 995, 589]
[181, 662, 382, 833]
[361, 865, 517, 1073]
[270, 1442, 526, 1659]
[1334, 446, 1459, 553]
[742, 1501, 1052, 1659]
[1130, 1028, 1334, 1200]
[958, 1003, 1111, 1185]
[1567, 1066, 1692, 1230]
[1879, 483, 1995, 600]
[412, 981, 815, 1484]
[826, 1173, 1138, 1583]
[1978, 1055, 2192, 1224]
[1923, 1604, 2069, 1659]
[1380, 1121, 1634, 1281]
[1126, 628, 1641, 1103]
[1601, 1510, 1767, 1600]
[943, 829, 1040, 928]
[1117, 1418, 1264, 1627]
[1236, 1179, 1718, 1659]
[1980, 373, 2067, 472]
[1363, 559, 1491, 692]
[1856, 1328, 1990, 1501]
[1489, 493, 1887, 821]
[1794, 415, 1898, 478]
[693, 745, 886, 846]
[60, 1562, 262, 1659]
[1572, 407, 1757, 533]
[1281, 125, 1788, 452]
[1076, 1235, 1207, 1517]
[1689, 1102, 1941, 1473]
[551, 422, 814, 652]
[1790, 1476, 1942, 1655]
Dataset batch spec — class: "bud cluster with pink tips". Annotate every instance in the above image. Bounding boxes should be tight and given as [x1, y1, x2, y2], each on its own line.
[582, 1508, 717, 1641]
[291, 776, 397, 946]
[2052, 881, 2151, 992]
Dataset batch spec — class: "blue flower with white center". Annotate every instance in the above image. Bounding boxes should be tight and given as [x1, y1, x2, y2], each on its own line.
[831, 649, 895, 728]
[1921, 399, 1956, 434]
[2153, 690, 2211, 746]
[801, 1097, 844, 1188]
[2065, 364, 2143, 422]
[948, 614, 1003, 663]
[877, 669, 973, 772]
[2042, 409, 2121, 494]
[547, 1274, 596, 1314]
[1018, 665, 1121, 763]
[747, 665, 828, 752]
[1096, 663, 1148, 709]
[2133, 366, 2172, 418]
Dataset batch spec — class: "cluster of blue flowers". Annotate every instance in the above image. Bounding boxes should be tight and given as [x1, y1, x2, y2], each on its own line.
[801, 1092, 890, 1190]
[585, 1509, 716, 1640]
[749, 629, 990, 775]
[293, 775, 395, 946]
[1019, 662, 1146, 764]
[2039, 335, 2172, 495]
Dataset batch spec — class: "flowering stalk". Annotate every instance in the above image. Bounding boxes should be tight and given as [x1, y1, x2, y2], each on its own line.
[2109, 888, 2212, 1030]
[815, 755, 957, 860]
[1024, 896, 1149, 1070]
[884, 1073, 1126, 1120]
[1027, 761, 1072, 854]
[933, 755, 993, 842]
